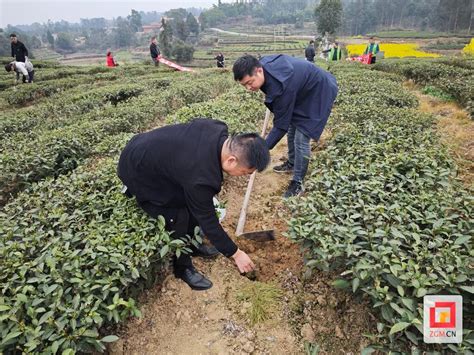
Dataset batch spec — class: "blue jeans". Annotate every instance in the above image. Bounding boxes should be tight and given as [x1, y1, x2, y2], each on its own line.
[287, 124, 311, 183]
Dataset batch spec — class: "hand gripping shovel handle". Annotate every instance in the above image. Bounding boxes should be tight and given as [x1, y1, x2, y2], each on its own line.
[235, 108, 272, 236]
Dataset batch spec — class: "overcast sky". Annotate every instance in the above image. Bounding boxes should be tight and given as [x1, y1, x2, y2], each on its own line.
[0, 0, 221, 28]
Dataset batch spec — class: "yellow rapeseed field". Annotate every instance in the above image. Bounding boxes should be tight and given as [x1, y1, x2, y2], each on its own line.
[346, 43, 440, 58]
[462, 38, 474, 56]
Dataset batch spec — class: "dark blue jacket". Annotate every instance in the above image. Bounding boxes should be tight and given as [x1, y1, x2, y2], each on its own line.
[260, 54, 338, 148]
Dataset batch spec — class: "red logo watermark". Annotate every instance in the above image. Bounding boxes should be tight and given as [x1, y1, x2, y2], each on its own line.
[424, 296, 462, 343]
[429, 301, 456, 328]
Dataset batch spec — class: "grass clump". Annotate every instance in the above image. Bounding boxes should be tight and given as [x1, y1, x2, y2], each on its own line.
[237, 281, 282, 325]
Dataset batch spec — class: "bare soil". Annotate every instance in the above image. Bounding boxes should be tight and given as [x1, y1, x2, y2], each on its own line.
[111, 137, 376, 354]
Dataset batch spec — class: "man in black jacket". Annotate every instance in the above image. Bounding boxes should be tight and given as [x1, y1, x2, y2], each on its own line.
[150, 36, 160, 66]
[10, 34, 28, 63]
[304, 40, 316, 62]
[118, 119, 270, 290]
[215, 52, 225, 68]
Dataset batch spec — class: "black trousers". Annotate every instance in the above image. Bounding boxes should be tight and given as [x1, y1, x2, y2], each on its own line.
[19, 70, 34, 83]
[138, 201, 197, 271]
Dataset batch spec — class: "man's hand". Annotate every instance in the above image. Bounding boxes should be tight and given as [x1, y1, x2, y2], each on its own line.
[231, 249, 255, 273]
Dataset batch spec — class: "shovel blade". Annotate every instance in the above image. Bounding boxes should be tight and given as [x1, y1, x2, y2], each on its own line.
[239, 229, 275, 242]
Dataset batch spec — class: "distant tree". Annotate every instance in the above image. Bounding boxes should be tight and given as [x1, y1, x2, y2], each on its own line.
[470, 0, 474, 33]
[340, 0, 376, 35]
[30, 35, 42, 49]
[186, 13, 200, 35]
[0, 31, 11, 57]
[165, 8, 188, 22]
[128, 9, 143, 32]
[199, 6, 226, 29]
[56, 32, 74, 51]
[172, 40, 195, 62]
[81, 17, 107, 30]
[114, 17, 135, 47]
[139, 11, 162, 25]
[295, 11, 305, 29]
[159, 18, 173, 57]
[435, 0, 472, 32]
[314, 0, 343, 35]
[51, 20, 71, 33]
[175, 19, 190, 41]
[85, 28, 112, 50]
[46, 29, 55, 49]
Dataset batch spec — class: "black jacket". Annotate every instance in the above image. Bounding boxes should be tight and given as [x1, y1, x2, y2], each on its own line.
[305, 44, 315, 62]
[11, 41, 28, 62]
[118, 119, 238, 257]
[215, 54, 224, 68]
[150, 43, 160, 58]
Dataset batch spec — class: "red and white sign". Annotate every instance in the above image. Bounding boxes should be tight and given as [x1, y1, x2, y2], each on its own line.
[158, 56, 194, 72]
[347, 54, 372, 65]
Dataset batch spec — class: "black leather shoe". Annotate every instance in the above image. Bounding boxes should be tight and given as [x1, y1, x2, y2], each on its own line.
[191, 244, 220, 258]
[175, 267, 213, 291]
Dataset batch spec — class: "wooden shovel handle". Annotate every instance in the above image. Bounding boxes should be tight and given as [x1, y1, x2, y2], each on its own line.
[235, 108, 272, 236]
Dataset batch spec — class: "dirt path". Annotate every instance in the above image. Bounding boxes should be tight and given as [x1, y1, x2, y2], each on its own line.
[112, 136, 376, 354]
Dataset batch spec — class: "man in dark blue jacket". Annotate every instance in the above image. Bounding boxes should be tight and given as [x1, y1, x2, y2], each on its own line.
[118, 119, 270, 290]
[233, 54, 338, 198]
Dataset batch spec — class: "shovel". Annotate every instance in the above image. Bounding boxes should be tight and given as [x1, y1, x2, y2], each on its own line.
[235, 108, 275, 242]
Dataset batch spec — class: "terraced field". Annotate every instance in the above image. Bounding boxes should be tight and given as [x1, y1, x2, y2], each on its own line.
[0, 57, 472, 354]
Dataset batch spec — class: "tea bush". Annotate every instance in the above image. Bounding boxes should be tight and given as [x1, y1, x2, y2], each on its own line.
[0, 75, 176, 139]
[0, 83, 145, 140]
[0, 158, 184, 353]
[0, 71, 235, 205]
[334, 71, 418, 109]
[373, 59, 474, 118]
[170, 86, 265, 132]
[0, 57, 60, 69]
[288, 66, 474, 352]
[0, 74, 121, 106]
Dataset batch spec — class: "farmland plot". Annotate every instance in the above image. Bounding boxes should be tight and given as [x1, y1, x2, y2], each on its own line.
[0, 59, 472, 354]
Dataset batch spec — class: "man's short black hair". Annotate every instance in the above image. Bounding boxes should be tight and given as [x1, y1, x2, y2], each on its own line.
[229, 133, 270, 172]
[369, 36, 375, 40]
[4, 63, 12, 72]
[10, 33, 16, 38]
[232, 55, 261, 81]
[309, 40, 314, 44]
